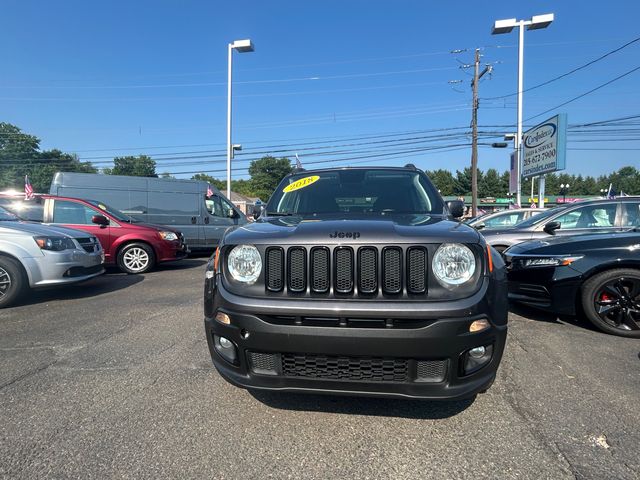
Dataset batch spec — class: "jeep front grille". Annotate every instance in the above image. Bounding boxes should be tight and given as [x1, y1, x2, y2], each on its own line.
[264, 245, 428, 297]
[281, 353, 408, 382]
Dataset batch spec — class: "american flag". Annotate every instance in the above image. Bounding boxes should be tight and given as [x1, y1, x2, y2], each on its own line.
[206, 184, 214, 197]
[24, 175, 34, 200]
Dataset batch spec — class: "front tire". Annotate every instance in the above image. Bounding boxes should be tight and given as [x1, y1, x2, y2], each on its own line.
[581, 269, 640, 338]
[117, 243, 156, 274]
[0, 257, 27, 308]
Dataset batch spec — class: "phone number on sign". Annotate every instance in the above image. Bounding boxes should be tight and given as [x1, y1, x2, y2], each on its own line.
[523, 148, 556, 167]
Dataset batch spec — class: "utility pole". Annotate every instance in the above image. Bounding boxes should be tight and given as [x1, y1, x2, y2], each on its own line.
[470, 49, 492, 217]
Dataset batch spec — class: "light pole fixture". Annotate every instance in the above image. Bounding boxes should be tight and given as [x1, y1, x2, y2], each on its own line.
[491, 13, 554, 208]
[560, 183, 570, 203]
[231, 144, 242, 160]
[227, 39, 254, 200]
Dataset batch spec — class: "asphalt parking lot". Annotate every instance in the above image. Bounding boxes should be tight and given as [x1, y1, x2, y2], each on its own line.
[1, 259, 638, 479]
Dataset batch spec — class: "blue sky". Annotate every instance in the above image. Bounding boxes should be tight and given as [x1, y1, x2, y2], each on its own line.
[1, 0, 639, 181]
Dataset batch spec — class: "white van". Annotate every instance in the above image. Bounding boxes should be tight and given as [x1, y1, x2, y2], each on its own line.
[50, 172, 247, 251]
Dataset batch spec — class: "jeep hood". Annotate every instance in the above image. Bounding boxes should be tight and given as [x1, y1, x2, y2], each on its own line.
[224, 214, 480, 245]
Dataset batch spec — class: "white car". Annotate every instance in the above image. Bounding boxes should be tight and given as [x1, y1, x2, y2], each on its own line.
[465, 208, 545, 230]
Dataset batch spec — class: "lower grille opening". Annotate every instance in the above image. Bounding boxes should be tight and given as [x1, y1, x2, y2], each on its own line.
[63, 264, 103, 277]
[248, 352, 279, 375]
[281, 353, 408, 382]
[416, 360, 447, 383]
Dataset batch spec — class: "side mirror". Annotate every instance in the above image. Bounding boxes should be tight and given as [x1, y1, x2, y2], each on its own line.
[91, 214, 109, 226]
[446, 200, 465, 219]
[227, 209, 239, 219]
[543, 221, 561, 235]
[252, 205, 264, 220]
[474, 222, 486, 231]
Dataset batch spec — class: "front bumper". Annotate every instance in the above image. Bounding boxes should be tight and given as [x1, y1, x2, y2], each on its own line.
[205, 277, 508, 400]
[157, 240, 189, 263]
[507, 266, 582, 315]
[23, 249, 104, 287]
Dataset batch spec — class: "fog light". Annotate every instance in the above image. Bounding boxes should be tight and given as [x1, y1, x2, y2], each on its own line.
[469, 319, 490, 333]
[462, 344, 493, 375]
[215, 311, 231, 325]
[214, 335, 237, 364]
[469, 346, 486, 358]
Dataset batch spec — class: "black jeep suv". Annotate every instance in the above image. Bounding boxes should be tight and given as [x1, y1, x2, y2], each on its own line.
[204, 166, 508, 399]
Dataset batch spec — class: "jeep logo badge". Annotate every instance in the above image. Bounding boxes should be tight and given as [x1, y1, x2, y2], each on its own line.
[329, 231, 361, 239]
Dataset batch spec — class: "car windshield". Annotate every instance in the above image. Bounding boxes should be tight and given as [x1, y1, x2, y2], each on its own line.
[0, 206, 20, 221]
[515, 206, 565, 228]
[85, 199, 136, 222]
[267, 169, 443, 216]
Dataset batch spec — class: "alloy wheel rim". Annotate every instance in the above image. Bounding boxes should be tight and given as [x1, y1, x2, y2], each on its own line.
[123, 248, 150, 272]
[0, 267, 11, 298]
[594, 276, 640, 331]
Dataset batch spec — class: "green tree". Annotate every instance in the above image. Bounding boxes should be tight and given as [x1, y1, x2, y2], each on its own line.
[248, 156, 293, 201]
[478, 168, 502, 198]
[0, 122, 96, 192]
[453, 168, 482, 196]
[425, 169, 455, 195]
[105, 155, 156, 177]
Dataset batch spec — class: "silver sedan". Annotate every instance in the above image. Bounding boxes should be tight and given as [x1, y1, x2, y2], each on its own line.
[0, 207, 104, 308]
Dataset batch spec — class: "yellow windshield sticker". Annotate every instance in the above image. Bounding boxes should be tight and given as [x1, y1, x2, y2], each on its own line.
[283, 175, 319, 193]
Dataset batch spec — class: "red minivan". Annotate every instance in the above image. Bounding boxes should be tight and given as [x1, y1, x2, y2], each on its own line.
[0, 194, 188, 274]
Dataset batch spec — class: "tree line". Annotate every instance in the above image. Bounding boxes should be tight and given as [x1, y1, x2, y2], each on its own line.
[1, 122, 638, 200]
[427, 166, 640, 198]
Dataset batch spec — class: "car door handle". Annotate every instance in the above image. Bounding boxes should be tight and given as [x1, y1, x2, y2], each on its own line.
[191, 216, 197, 224]
[204, 216, 210, 224]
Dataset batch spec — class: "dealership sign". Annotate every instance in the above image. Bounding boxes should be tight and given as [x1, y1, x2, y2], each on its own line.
[522, 114, 567, 178]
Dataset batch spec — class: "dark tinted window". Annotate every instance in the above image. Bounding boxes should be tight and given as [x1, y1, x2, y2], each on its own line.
[268, 170, 442, 216]
[621, 202, 640, 227]
[0, 197, 44, 222]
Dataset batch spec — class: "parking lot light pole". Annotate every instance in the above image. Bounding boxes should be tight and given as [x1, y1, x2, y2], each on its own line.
[560, 183, 570, 203]
[492, 14, 554, 208]
[227, 39, 254, 200]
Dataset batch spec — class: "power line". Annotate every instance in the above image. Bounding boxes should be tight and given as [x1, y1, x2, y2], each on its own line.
[525, 65, 640, 121]
[482, 35, 640, 101]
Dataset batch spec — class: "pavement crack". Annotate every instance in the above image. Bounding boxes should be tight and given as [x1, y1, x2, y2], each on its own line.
[0, 358, 60, 391]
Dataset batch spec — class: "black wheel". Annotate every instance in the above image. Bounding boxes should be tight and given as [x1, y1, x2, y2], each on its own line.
[0, 257, 27, 308]
[581, 269, 640, 338]
[117, 243, 156, 274]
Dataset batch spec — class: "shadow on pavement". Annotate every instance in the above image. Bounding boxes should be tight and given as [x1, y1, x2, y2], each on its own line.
[19, 273, 144, 306]
[104, 257, 208, 274]
[154, 258, 208, 271]
[508, 302, 600, 333]
[249, 390, 476, 419]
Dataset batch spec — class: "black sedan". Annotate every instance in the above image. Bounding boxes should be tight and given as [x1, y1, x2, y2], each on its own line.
[505, 231, 640, 337]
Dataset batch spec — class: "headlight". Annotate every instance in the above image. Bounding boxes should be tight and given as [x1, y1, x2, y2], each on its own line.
[34, 236, 76, 251]
[159, 231, 178, 241]
[432, 243, 476, 287]
[227, 245, 262, 284]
